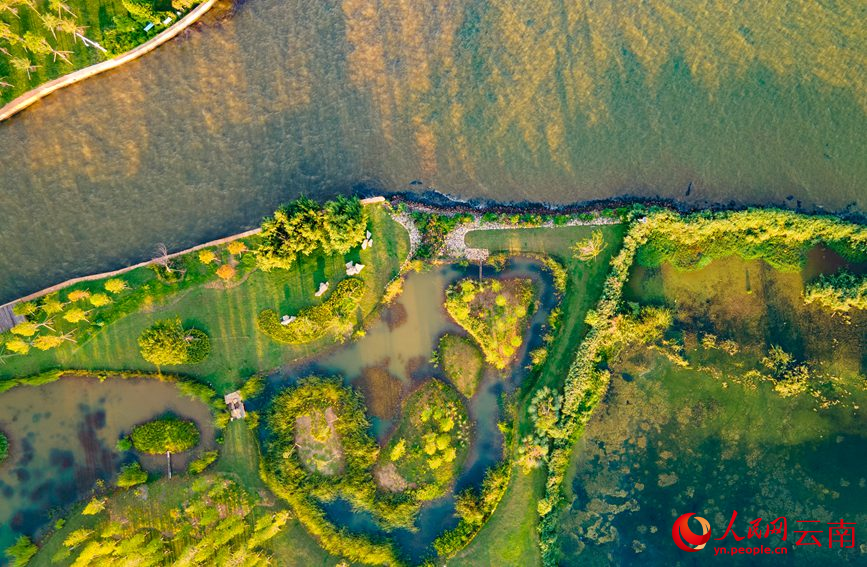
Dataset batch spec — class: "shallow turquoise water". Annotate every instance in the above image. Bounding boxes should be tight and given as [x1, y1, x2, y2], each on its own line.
[0, 1, 866, 301]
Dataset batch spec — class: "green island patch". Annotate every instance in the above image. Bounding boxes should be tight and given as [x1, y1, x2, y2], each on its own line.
[445, 277, 537, 370]
[379, 379, 471, 501]
[437, 334, 485, 398]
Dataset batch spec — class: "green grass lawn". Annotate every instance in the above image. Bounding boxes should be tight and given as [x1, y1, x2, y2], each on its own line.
[0, 204, 409, 393]
[0, 0, 201, 105]
[459, 224, 625, 563]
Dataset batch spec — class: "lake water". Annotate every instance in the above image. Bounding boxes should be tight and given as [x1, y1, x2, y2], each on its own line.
[1, 1, 866, 302]
[0, 377, 216, 552]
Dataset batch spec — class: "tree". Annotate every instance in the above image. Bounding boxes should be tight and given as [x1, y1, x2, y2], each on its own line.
[63, 307, 89, 323]
[89, 293, 111, 307]
[5, 535, 37, 567]
[5, 338, 30, 355]
[10, 321, 38, 337]
[130, 417, 200, 478]
[117, 461, 148, 488]
[572, 229, 607, 262]
[82, 497, 106, 515]
[67, 289, 91, 302]
[12, 302, 37, 317]
[322, 196, 368, 254]
[215, 264, 235, 281]
[33, 334, 65, 351]
[137, 319, 210, 366]
[104, 279, 127, 294]
[198, 249, 217, 264]
[227, 240, 247, 255]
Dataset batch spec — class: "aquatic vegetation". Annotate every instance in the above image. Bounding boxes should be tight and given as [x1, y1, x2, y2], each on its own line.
[380, 379, 471, 501]
[445, 277, 537, 370]
[257, 277, 365, 344]
[804, 270, 867, 312]
[637, 209, 867, 271]
[437, 334, 485, 398]
[138, 318, 210, 366]
[256, 196, 368, 270]
[0, 429, 7, 464]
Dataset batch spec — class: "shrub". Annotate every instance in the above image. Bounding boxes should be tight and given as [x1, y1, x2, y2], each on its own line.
[258, 278, 364, 344]
[0, 430, 8, 464]
[138, 319, 210, 365]
[117, 462, 148, 488]
[130, 417, 200, 455]
[804, 271, 867, 312]
[188, 450, 219, 474]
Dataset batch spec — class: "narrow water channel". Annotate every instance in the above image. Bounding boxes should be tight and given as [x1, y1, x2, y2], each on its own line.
[0, 377, 216, 551]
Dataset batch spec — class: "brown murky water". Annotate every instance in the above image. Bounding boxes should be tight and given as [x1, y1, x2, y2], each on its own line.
[0, 377, 215, 550]
[1, 1, 867, 302]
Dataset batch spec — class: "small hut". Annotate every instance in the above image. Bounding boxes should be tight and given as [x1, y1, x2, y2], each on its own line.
[224, 391, 247, 420]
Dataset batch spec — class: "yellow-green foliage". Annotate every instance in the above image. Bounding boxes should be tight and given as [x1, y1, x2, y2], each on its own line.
[257, 278, 365, 344]
[438, 334, 485, 398]
[56, 476, 281, 566]
[380, 379, 471, 501]
[637, 209, 867, 271]
[262, 377, 406, 563]
[804, 271, 867, 312]
[444, 277, 537, 370]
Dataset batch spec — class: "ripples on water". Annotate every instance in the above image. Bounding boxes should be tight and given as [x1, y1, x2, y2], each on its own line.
[1, 0, 866, 301]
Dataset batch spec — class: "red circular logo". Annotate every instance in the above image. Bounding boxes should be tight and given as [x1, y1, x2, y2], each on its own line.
[672, 513, 712, 552]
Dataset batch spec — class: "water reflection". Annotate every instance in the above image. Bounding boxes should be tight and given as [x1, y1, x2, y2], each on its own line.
[1, 0, 866, 302]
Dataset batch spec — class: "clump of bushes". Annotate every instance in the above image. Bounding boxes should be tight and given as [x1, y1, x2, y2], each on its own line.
[437, 334, 485, 398]
[804, 270, 867, 312]
[256, 196, 368, 270]
[411, 211, 473, 258]
[380, 379, 471, 501]
[137, 318, 210, 366]
[444, 277, 537, 369]
[258, 278, 365, 344]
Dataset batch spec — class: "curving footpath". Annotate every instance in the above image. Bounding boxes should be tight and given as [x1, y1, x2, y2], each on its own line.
[0, 0, 216, 123]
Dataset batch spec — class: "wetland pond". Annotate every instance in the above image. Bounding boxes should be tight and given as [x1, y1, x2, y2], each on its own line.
[557, 251, 867, 565]
[0, 377, 216, 552]
[262, 258, 558, 561]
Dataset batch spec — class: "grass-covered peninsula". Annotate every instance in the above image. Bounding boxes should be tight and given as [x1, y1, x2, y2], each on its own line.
[0, 196, 864, 567]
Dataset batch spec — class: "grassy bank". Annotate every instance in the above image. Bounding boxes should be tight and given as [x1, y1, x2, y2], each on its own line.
[0, 204, 408, 393]
[457, 224, 625, 562]
[0, 0, 202, 106]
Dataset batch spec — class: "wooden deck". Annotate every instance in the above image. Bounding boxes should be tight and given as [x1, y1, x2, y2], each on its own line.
[0, 304, 24, 332]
